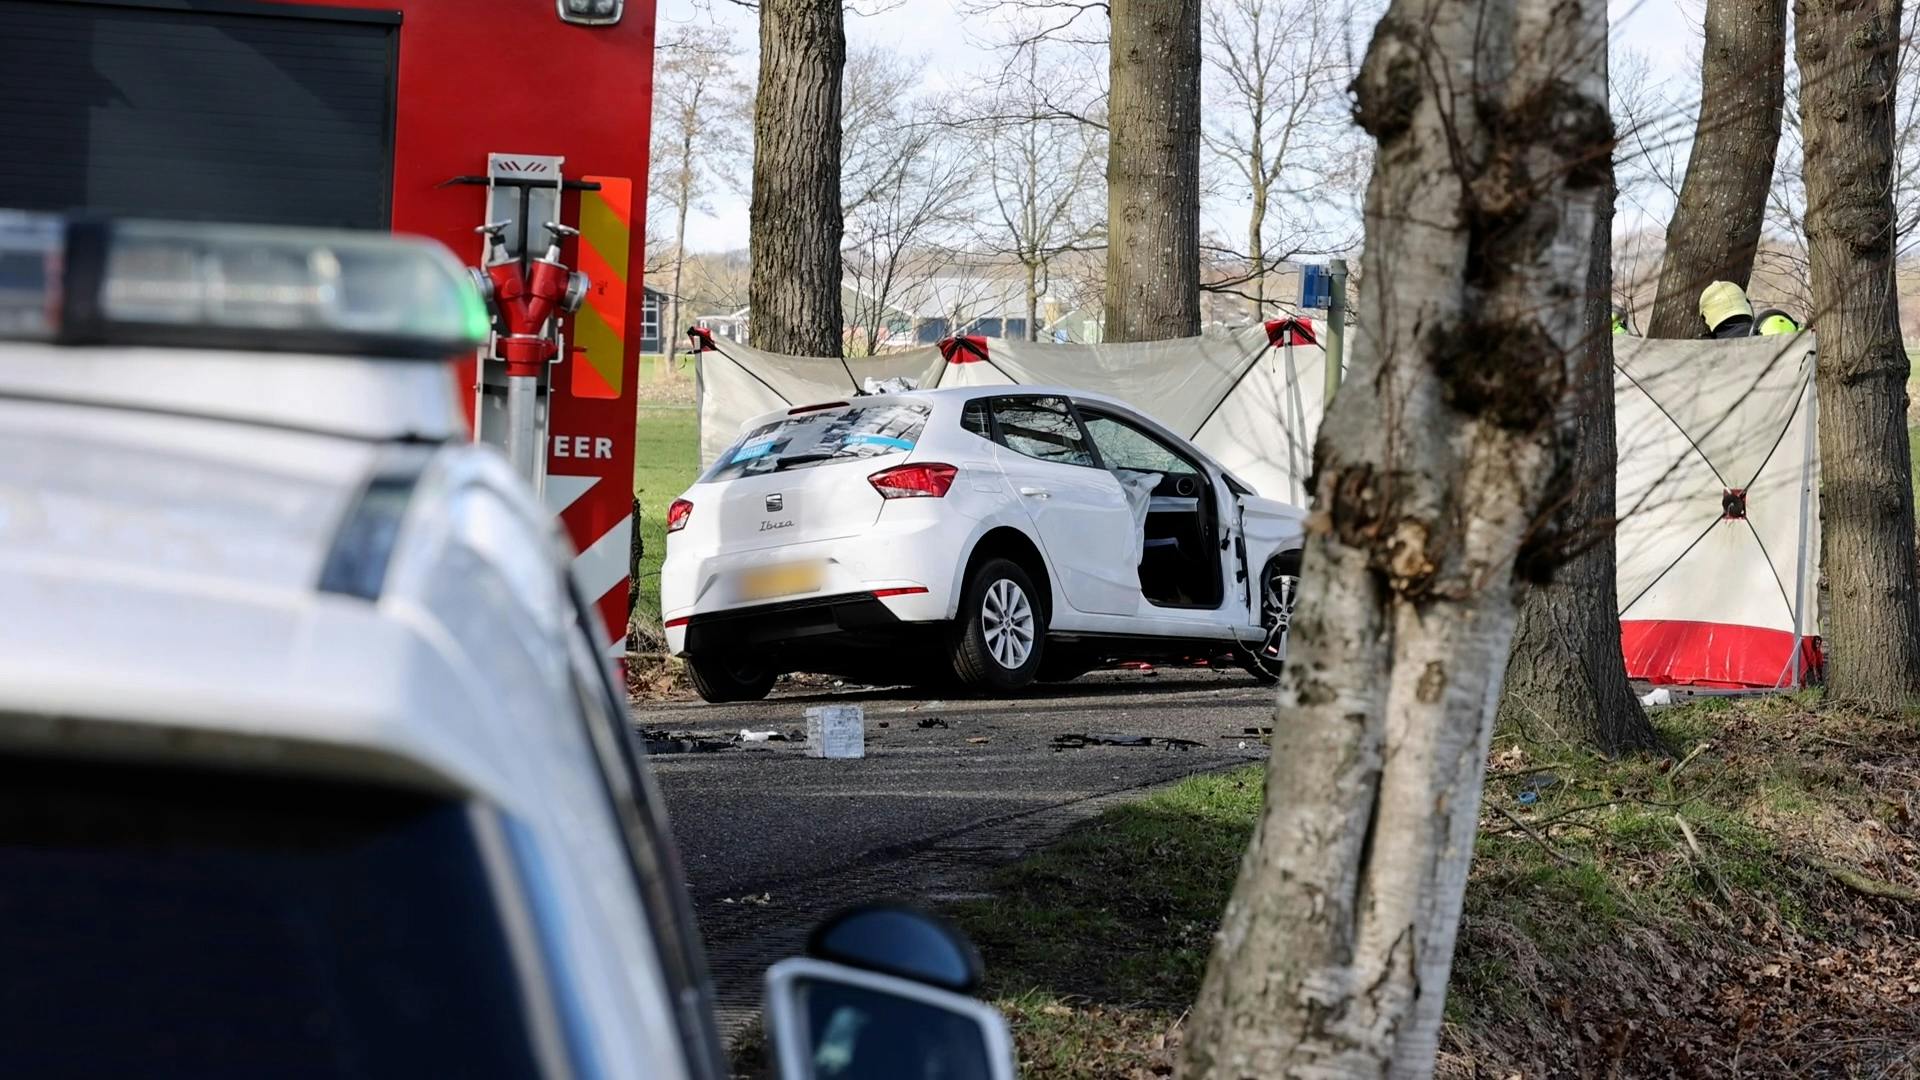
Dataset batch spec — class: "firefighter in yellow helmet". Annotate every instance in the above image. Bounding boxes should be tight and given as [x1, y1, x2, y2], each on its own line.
[1699, 280, 1756, 339]
[1755, 308, 1802, 336]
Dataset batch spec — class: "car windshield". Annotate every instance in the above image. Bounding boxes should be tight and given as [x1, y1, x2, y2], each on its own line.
[703, 402, 930, 482]
[0, 754, 546, 1077]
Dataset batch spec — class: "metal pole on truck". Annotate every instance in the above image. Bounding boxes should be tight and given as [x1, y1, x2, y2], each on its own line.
[505, 367, 542, 489]
[1326, 258, 1348, 406]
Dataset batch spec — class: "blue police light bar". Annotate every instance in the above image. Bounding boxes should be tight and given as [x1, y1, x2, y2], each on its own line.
[0, 212, 491, 359]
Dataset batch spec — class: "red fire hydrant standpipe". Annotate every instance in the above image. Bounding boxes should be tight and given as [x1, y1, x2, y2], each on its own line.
[472, 220, 590, 487]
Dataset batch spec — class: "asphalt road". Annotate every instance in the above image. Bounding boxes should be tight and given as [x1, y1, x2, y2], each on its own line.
[634, 667, 1275, 903]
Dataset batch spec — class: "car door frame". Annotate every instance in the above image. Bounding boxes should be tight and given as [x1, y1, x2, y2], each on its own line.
[979, 393, 1145, 618]
[1072, 400, 1261, 633]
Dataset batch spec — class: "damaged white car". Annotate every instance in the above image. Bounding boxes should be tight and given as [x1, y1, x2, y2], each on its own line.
[661, 388, 1306, 702]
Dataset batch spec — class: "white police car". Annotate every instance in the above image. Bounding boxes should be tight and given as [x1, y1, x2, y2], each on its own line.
[0, 214, 1012, 1080]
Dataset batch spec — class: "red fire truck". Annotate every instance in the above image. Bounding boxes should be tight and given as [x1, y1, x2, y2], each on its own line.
[0, 0, 656, 654]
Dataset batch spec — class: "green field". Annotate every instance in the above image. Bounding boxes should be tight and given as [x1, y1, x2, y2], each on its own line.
[636, 353, 695, 382]
[632, 405, 700, 640]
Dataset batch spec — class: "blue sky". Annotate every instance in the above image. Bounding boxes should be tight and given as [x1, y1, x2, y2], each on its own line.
[660, 0, 1707, 252]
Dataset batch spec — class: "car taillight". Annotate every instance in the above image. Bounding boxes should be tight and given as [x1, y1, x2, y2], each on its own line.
[869, 463, 958, 499]
[666, 498, 693, 532]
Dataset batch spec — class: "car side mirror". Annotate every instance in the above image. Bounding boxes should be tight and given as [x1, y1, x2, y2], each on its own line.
[763, 957, 1014, 1080]
[804, 903, 983, 993]
[764, 904, 1011, 1079]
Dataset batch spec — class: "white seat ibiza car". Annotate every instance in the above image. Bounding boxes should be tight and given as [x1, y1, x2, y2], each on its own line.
[661, 388, 1307, 701]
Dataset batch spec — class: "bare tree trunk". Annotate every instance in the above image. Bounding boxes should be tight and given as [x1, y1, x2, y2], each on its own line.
[1497, 170, 1661, 756]
[1105, 0, 1201, 342]
[749, 0, 845, 356]
[666, 137, 694, 371]
[1799, 0, 1920, 708]
[1025, 260, 1039, 341]
[1180, 0, 1606, 1069]
[1250, 175, 1267, 320]
[1645, 0, 1787, 338]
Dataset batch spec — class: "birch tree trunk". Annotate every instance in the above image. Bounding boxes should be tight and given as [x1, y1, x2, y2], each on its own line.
[1496, 169, 1660, 756]
[1644, 0, 1787, 338]
[749, 0, 845, 356]
[1180, 0, 1609, 1069]
[1798, 0, 1920, 707]
[1104, 0, 1201, 342]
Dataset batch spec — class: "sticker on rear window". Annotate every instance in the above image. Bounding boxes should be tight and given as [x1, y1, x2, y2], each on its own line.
[844, 433, 914, 451]
[702, 404, 931, 482]
[731, 439, 776, 463]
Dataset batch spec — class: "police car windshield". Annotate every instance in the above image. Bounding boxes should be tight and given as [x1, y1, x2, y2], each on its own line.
[703, 403, 929, 483]
[0, 756, 548, 1075]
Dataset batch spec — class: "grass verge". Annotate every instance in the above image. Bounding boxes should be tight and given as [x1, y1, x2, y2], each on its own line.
[632, 404, 700, 640]
[949, 697, 1920, 1078]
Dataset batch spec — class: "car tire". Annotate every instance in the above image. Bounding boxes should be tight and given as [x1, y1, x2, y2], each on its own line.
[950, 558, 1046, 692]
[684, 652, 777, 703]
[1237, 549, 1302, 685]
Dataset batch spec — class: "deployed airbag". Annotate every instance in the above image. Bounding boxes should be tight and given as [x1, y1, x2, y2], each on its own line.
[1111, 469, 1161, 567]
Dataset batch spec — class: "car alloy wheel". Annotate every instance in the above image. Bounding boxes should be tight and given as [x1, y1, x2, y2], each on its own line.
[980, 578, 1036, 670]
[1260, 563, 1300, 662]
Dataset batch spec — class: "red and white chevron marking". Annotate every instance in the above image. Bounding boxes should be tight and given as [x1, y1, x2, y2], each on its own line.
[547, 474, 631, 657]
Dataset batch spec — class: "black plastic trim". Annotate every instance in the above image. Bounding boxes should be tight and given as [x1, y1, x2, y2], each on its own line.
[316, 459, 427, 600]
[683, 592, 910, 655]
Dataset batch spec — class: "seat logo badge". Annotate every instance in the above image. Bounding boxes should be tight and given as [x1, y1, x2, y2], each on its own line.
[765, 494, 784, 512]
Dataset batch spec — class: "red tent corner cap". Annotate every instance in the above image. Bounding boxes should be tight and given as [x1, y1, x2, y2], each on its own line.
[687, 326, 717, 352]
[938, 335, 991, 364]
[1265, 317, 1317, 347]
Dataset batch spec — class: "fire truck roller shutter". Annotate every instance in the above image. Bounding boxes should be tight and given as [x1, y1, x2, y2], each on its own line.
[0, 0, 397, 229]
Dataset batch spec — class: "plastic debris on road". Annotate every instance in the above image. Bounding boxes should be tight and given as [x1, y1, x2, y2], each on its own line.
[1052, 732, 1205, 751]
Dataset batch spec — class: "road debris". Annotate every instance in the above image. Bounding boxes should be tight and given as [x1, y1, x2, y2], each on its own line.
[1052, 733, 1205, 751]
[642, 731, 737, 755]
[967, 736, 990, 745]
[806, 704, 865, 759]
[918, 717, 952, 729]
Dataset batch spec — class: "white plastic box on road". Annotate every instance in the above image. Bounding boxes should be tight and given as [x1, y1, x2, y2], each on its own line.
[805, 705, 865, 759]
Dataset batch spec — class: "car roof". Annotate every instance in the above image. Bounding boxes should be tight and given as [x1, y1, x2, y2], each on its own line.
[737, 384, 1148, 433]
[0, 341, 468, 442]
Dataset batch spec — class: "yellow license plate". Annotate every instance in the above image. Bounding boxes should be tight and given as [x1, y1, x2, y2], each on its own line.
[738, 563, 824, 601]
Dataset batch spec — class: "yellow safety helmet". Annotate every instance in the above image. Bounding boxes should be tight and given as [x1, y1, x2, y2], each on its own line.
[1755, 309, 1801, 336]
[1699, 280, 1754, 332]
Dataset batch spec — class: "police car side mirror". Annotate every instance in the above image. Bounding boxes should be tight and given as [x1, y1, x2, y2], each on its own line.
[804, 903, 983, 993]
[762, 958, 1014, 1080]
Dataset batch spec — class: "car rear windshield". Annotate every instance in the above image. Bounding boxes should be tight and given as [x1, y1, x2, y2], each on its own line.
[703, 403, 930, 482]
[0, 755, 546, 1077]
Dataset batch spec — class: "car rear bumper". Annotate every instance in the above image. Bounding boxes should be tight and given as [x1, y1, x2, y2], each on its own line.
[667, 591, 944, 658]
[660, 511, 963, 638]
